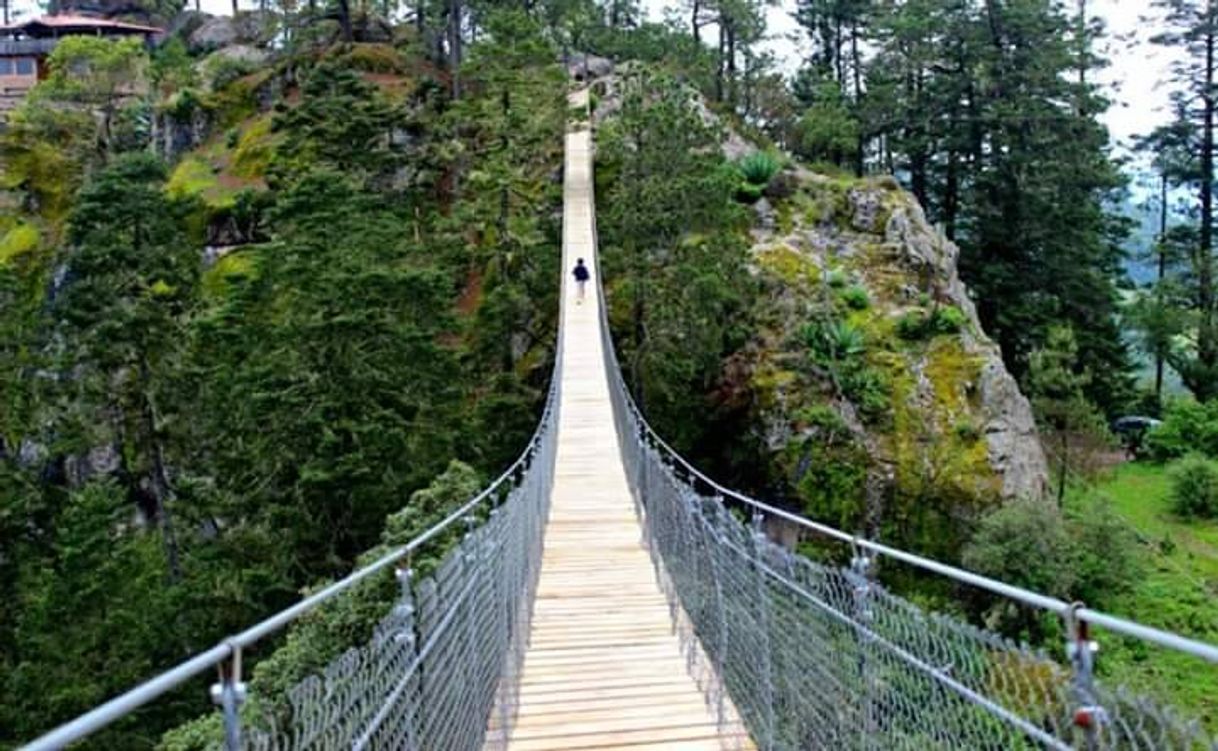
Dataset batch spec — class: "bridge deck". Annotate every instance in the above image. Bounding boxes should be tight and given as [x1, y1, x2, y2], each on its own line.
[501, 91, 752, 751]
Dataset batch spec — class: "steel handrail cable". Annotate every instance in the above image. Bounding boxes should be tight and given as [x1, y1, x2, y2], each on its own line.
[577, 87, 1218, 666]
[22, 295, 565, 751]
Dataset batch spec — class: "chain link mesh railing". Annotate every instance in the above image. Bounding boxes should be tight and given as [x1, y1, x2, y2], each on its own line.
[238, 406, 558, 751]
[574, 91, 1218, 745]
[592, 239, 1218, 751]
[22, 372, 560, 751]
[23, 95, 1218, 751]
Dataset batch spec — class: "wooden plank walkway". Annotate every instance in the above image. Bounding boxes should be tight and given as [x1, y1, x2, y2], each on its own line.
[500, 91, 754, 751]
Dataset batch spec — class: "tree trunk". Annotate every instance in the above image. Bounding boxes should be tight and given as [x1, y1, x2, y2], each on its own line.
[449, 0, 462, 100]
[1200, 19, 1216, 397]
[944, 150, 959, 241]
[338, 0, 352, 42]
[1076, 0, 1088, 116]
[726, 20, 737, 107]
[715, 22, 725, 102]
[1057, 430, 1068, 507]
[834, 17, 844, 89]
[232, 0, 239, 16]
[691, 0, 700, 43]
[851, 22, 863, 103]
[1155, 173, 1168, 404]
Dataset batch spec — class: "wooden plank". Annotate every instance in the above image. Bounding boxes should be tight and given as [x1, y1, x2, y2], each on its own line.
[493, 90, 754, 751]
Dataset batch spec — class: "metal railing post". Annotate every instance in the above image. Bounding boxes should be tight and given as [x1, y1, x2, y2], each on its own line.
[209, 646, 246, 751]
[849, 548, 875, 751]
[751, 513, 777, 751]
[1066, 604, 1105, 750]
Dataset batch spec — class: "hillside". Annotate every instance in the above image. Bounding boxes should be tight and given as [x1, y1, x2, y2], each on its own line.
[592, 67, 1047, 563]
[0, 16, 564, 748]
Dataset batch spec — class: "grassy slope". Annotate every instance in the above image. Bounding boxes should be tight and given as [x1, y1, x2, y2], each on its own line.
[1072, 463, 1218, 729]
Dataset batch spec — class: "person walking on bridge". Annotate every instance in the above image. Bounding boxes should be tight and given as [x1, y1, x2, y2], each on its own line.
[573, 258, 590, 303]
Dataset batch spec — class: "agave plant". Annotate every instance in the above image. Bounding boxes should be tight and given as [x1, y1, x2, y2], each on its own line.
[804, 320, 866, 363]
[737, 150, 782, 186]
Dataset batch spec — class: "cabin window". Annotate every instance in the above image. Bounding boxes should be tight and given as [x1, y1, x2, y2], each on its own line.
[0, 59, 12, 76]
[15, 58, 34, 76]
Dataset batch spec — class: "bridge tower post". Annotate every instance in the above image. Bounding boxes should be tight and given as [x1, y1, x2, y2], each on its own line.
[209, 647, 246, 751]
[750, 513, 777, 751]
[1066, 604, 1105, 750]
[848, 548, 876, 751]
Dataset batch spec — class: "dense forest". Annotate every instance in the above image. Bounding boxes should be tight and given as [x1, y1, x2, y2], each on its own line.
[2, 0, 1218, 746]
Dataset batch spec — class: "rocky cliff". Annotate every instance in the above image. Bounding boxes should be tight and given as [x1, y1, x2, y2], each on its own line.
[591, 69, 1048, 549]
[747, 171, 1049, 531]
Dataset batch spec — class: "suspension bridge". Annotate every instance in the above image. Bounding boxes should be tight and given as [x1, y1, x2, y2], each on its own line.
[21, 89, 1218, 751]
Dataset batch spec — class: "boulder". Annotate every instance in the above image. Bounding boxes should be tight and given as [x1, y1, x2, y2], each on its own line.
[188, 16, 239, 52]
[167, 10, 212, 42]
[752, 198, 776, 233]
[207, 43, 269, 67]
[566, 53, 613, 81]
[64, 444, 121, 488]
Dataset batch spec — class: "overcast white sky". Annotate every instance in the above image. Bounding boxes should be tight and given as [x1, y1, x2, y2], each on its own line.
[640, 0, 1177, 152]
[6, 0, 1175, 149]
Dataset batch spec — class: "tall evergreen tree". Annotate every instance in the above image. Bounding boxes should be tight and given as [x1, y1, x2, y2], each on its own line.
[1153, 0, 1218, 400]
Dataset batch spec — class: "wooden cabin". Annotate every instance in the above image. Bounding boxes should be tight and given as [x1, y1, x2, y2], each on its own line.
[0, 14, 162, 116]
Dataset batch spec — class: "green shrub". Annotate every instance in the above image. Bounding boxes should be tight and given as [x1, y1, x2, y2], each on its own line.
[0, 222, 40, 265]
[340, 43, 406, 73]
[896, 309, 930, 340]
[930, 305, 967, 334]
[1145, 399, 1218, 461]
[826, 268, 848, 288]
[735, 181, 765, 204]
[896, 305, 967, 340]
[842, 366, 891, 420]
[840, 284, 870, 310]
[202, 53, 258, 91]
[964, 500, 1074, 599]
[737, 151, 781, 186]
[1168, 454, 1218, 518]
[954, 421, 981, 442]
[875, 174, 901, 191]
[1066, 496, 1141, 608]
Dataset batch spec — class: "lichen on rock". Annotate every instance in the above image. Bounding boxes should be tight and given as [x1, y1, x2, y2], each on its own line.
[744, 166, 1049, 544]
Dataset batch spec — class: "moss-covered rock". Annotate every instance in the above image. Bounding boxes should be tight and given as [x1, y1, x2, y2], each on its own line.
[741, 165, 1048, 547]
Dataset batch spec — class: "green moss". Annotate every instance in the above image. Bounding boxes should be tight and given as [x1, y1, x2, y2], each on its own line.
[775, 200, 795, 234]
[0, 222, 40, 265]
[205, 69, 272, 130]
[924, 338, 983, 413]
[201, 250, 256, 298]
[800, 179, 850, 226]
[340, 43, 407, 73]
[167, 157, 239, 210]
[231, 116, 277, 180]
[756, 243, 818, 286]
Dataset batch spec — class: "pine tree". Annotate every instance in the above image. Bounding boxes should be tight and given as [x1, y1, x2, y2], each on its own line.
[1153, 0, 1218, 400]
[56, 154, 200, 582]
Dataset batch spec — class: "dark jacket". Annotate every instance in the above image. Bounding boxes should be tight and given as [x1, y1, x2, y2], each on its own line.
[573, 264, 590, 281]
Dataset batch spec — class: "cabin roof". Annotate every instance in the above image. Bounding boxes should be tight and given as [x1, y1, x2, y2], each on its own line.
[0, 14, 163, 39]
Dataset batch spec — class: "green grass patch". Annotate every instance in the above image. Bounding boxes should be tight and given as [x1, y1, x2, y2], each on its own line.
[0, 222, 40, 265]
[1069, 462, 1218, 730]
[231, 116, 277, 180]
[167, 157, 239, 210]
[201, 250, 256, 298]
